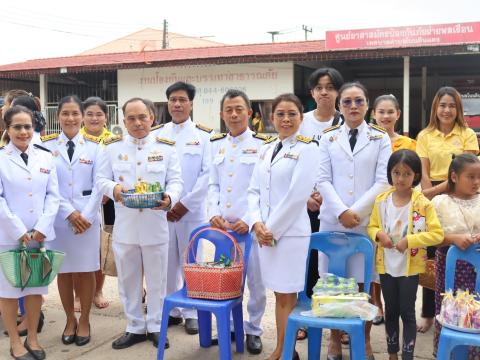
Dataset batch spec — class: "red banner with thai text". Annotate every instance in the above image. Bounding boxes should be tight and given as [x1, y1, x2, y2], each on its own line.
[326, 22, 480, 50]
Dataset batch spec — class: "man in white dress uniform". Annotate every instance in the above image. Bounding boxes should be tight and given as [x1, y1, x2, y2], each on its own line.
[155, 82, 213, 335]
[97, 98, 183, 350]
[208, 89, 268, 354]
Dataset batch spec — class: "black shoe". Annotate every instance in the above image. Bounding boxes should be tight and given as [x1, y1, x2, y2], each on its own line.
[168, 316, 183, 326]
[24, 339, 46, 360]
[9, 348, 36, 360]
[246, 334, 262, 354]
[211, 332, 235, 345]
[184, 318, 198, 335]
[147, 332, 169, 349]
[61, 322, 77, 345]
[6, 312, 45, 337]
[111, 332, 147, 349]
[75, 324, 91, 346]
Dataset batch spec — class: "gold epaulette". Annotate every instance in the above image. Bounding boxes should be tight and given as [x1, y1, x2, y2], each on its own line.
[156, 137, 175, 146]
[322, 124, 341, 134]
[253, 133, 270, 141]
[296, 135, 313, 144]
[40, 133, 59, 142]
[150, 124, 165, 132]
[369, 123, 387, 133]
[195, 123, 213, 133]
[210, 133, 227, 142]
[83, 133, 101, 144]
[103, 135, 122, 145]
[265, 136, 277, 144]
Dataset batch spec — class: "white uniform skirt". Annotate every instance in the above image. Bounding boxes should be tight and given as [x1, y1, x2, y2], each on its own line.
[49, 222, 100, 273]
[257, 235, 309, 293]
[318, 222, 377, 283]
[0, 244, 48, 298]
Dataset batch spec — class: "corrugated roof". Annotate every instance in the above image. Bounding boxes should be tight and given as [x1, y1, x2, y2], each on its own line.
[0, 40, 326, 75]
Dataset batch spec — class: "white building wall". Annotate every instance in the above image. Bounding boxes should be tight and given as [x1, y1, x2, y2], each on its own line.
[118, 62, 294, 130]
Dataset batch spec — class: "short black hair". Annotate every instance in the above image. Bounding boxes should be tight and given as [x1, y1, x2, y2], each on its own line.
[166, 81, 196, 101]
[447, 153, 480, 192]
[121, 97, 149, 114]
[387, 149, 422, 187]
[220, 89, 251, 110]
[307, 67, 344, 91]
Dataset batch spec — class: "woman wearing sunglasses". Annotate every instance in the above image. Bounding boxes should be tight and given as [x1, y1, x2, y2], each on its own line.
[316, 82, 392, 360]
[0, 105, 60, 359]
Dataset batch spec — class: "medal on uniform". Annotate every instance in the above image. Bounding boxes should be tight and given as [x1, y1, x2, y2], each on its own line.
[284, 152, 299, 160]
[186, 140, 200, 146]
[242, 148, 257, 154]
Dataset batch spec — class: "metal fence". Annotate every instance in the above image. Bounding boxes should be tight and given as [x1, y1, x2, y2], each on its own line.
[44, 104, 118, 135]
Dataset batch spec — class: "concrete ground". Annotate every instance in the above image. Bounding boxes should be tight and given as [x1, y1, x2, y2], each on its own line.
[0, 276, 435, 360]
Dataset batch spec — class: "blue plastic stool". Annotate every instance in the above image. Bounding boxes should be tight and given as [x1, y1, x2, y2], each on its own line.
[436, 244, 480, 360]
[157, 226, 252, 360]
[282, 231, 374, 360]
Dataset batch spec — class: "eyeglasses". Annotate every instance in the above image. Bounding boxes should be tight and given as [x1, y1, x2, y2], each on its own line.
[168, 97, 190, 104]
[9, 124, 33, 131]
[341, 98, 366, 107]
[274, 111, 299, 120]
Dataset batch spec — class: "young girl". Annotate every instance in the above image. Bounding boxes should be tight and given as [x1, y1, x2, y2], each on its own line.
[368, 149, 443, 360]
[431, 153, 480, 358]
[373, 94, 416, 152]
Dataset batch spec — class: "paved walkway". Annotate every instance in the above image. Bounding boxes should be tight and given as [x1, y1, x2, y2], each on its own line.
[1, 277, 435, 359]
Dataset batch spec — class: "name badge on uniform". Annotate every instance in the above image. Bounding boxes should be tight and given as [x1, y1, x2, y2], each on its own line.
[219, 148, 225, 155]
[284, 152, 299, 160]
[40, 168, 51, 174]
[118, 154, 128, 161]
[186, 141, 200, 146]
[369, 134, 383, 141]
[79, 157, 93, 165]
[148, 155, 163, 162]
[242, 148, 257, 154]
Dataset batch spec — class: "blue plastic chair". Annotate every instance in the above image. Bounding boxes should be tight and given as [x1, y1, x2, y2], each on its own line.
[157, 225, 252, 360]
[436, 244, 480, 360]
[282, 231, 374, 360]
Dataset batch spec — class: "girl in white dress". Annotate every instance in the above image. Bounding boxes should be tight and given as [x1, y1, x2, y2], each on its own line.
[0, 105, 60, 359]
[248, 93, 318, 360]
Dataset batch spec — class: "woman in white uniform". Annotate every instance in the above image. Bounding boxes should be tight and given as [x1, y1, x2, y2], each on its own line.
[0, 105, 60, 360]
[248, 93, 318, 360]
[42, 96, 103, 347]
[317, 82, 391, 360]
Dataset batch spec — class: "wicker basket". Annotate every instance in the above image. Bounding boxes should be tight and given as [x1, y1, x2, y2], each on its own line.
[121, 190, 164, 209]
[419, 259, 436, 291]
[183, 227, 244, 300]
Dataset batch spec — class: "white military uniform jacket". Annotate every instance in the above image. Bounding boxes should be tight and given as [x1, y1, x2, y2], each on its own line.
[317, 122, 391, 226]
[155, 118, 212, 221]
[0, 141, 60, 245]
[96, 133, 183, 245]
[247, 133, 318, 240]
[208, 129, 267, 224]
[42, 132, 102, 228]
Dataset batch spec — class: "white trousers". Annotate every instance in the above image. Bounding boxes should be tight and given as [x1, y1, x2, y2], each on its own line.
[113, 241, 168, 334]
[166, 220, 205, 319]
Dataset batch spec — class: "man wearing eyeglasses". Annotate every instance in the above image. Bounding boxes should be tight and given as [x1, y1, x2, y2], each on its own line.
[156, 81, 213, 335]
[96, 98, 183, 350]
